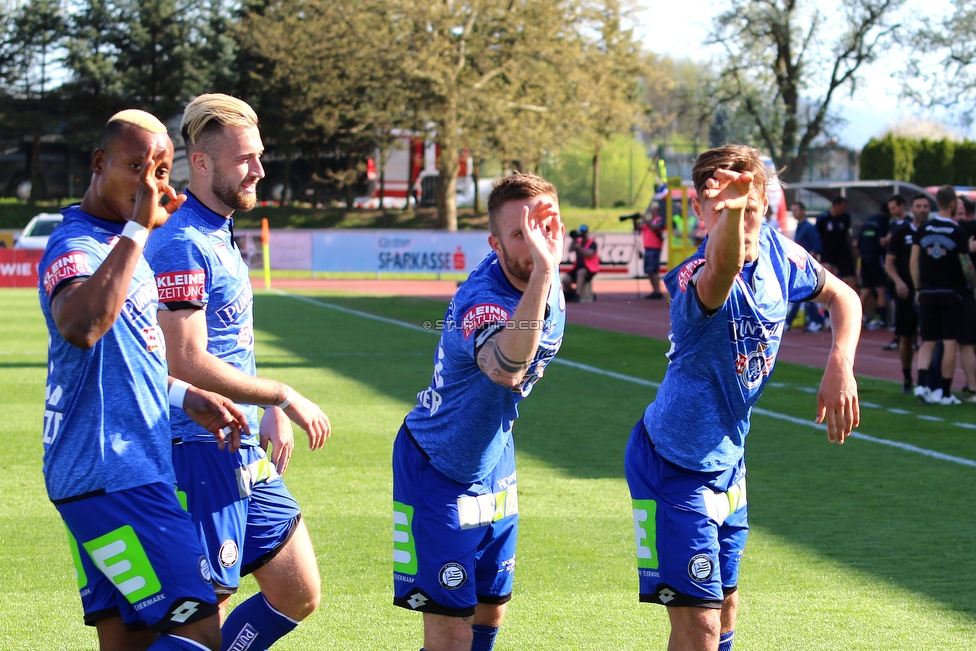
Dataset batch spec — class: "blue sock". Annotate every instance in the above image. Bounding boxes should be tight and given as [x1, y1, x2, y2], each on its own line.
[151, 634, 212, 651]
[220, 593, 298, 651]
[471, 625, 499, 651]
[718, 630, 734, 651]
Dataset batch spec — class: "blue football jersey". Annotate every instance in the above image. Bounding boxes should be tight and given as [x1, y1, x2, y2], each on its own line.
[645, 224, 825, 472]
[144, 192, 259, 446]
[405, 251, 566, 483]
[38, 206, 173, 502]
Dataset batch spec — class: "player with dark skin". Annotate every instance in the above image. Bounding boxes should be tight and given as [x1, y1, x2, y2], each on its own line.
[51, 116, 248, 651]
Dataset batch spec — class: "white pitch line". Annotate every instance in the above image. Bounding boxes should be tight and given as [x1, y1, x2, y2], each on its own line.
[276, 291, 976, 469]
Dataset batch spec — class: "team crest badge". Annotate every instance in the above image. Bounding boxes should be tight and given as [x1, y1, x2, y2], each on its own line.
[688, 554, 714, 582]
[735, 342, 774, 390]
[438, 563, 467, 590]
[198, 556, 212, 582]
[219, 539, 239, 568]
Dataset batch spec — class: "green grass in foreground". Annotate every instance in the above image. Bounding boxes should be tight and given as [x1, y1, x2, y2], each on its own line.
[2, 287, 976, 649]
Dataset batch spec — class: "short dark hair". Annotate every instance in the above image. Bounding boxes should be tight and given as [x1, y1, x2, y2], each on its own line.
[792, 200, 806, 210]
[487, 173, 558, 235]
[962, 196, 975, 216]
[887, 194, 906, 207]
[831, 196, 847, 206]
[912, 193, 930, 205]
[935, 185, 957, 211]
[691, 145, 769, 199]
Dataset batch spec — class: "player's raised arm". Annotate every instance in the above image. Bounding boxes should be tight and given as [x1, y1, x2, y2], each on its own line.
[694, 169, 759, 311]
[476, 198, 563, 387]
[814, 272, 861, 443]
[52, 144, 175, 349]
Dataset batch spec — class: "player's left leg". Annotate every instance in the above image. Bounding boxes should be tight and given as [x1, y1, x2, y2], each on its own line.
[94, 616, 157, 651]
[418, 543, 512, 651]
[251, 517, 320, 619]
[719, 590, 739, 651]
[220, 448, 317, 651]
[713, 504, 748, 651]
[666, 606, 722, 651]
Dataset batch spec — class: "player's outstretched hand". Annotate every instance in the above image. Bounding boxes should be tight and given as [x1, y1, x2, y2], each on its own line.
[183, 386, 249, 452]
[521, 200, 561, 275]
[260, 406, 295, 474]
[701, 169, 754, 213]
[816, 356, 859, 444]
[132, 145, 186, 230]
[283, 390, 331, 450]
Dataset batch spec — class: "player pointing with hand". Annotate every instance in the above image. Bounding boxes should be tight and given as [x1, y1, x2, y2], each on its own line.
[392, 173, 566, 651]
[625, 145, 860, 651]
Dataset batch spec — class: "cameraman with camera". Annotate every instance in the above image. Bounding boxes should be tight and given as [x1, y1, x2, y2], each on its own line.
[638, 203, 666, 298]
[561, 224, 599, 302]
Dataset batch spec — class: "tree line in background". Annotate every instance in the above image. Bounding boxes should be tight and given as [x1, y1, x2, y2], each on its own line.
[1, 0, 974, 228]
[860, 133, 976, 187]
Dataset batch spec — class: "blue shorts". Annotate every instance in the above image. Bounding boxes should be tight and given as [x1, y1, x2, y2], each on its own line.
[624, 420, 748, 608]
[55, 482, 218, 631]
[643, 248, 662, 276]
[172, 442, 301, 593]
[392, 425, 518, 617]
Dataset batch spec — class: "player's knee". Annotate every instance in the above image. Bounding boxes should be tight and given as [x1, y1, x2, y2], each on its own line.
[171, 614, 222, 651]
[474, 602, 506, 628]
[424, 615, 473, 651]
[669, 605, 722, 647]
[197, 626, 222, 651]
[721, 590, 739, 628]
[296, 585, 321, 620]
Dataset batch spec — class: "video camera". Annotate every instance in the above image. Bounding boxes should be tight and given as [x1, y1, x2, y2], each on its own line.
[619, 212, 641, 223]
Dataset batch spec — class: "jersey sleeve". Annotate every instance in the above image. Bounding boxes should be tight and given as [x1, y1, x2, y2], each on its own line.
[443, 281, 515, 364]
[954, 224, 971, 261]
[148, 232, 211, 310]
[41, 235, 101, 298]
[664, 257, 715, 341]
[781, 233, 825, 302]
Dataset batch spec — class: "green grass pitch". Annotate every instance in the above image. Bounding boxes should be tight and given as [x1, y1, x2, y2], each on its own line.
[2, 286, 976, 649]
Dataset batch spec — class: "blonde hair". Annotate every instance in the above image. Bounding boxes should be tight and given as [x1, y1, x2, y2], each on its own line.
[181, 93, 258, 149]
[99, 109, 169, 152]
[107, 109, 167, 134]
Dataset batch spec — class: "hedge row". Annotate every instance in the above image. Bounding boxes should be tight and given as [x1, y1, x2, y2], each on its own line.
[860, 134, 976, 187]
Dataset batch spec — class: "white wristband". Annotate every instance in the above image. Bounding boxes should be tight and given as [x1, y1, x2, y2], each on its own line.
[277, 385, 293, 410]
[169, 379, 190, 409]
[121, 220, 150, 247]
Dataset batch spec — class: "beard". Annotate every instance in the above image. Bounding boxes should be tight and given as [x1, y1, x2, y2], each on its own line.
[497, 241, 533, 285]
[212, 166, 257, 212]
